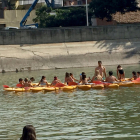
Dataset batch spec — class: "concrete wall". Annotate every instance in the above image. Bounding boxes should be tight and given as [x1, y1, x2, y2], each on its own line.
[0, 39, 139, 72]
[1, 25, 140, 45]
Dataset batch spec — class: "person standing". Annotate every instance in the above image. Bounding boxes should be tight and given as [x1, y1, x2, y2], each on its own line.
[95, 61, 107, 79]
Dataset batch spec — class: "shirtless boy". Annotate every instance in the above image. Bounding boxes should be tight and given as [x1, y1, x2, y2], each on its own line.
[95, 61, 106, 79]
[106, 71, 118, 83]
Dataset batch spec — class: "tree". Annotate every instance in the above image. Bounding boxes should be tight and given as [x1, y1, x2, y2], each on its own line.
[33, 6, 93, 28]
[89, 0, 140, 21]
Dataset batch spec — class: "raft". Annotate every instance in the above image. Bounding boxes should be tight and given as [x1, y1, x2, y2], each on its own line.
[43, 87, 59, 92]
[91, 84, 104, 89]
[14, 88, 26, 92]
[77, 85, 91, 90]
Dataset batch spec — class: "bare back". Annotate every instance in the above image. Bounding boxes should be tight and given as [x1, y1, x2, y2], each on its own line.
[106, 76, 117, 83]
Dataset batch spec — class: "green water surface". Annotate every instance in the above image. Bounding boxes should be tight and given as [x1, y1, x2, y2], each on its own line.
[0, 64, 140, 140]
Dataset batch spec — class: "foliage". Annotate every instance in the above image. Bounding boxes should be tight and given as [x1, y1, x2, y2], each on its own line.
[33, 6, 93, 28]
[89, 0, 140, 21]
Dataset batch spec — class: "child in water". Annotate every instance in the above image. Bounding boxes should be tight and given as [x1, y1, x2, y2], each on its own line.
[51, 76, 62, 86]
[38, 76, 49, 87]
[79, 74, 90, 85]
[117, 65, 125, 80]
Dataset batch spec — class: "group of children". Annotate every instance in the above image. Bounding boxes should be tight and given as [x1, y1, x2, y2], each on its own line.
[17, 61, 140, 87]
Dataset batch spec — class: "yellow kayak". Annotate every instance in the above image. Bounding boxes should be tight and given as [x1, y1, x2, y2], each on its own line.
[44, 87, 59, 92]
[4, 88, 15, 92]
[91, 84, 104, 89]
[14, 88, 26, 92]
[30, 87, 45, 92]
[61, 86, 76, 91]
[118, 82, 134, 87]
[105, 84, 119, 88]
[77, 85, 91, 90]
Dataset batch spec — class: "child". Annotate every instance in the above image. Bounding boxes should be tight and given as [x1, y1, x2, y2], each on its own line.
[65, 72, 74, 85]
[38, 76, 49, 87]
[29, 77, 35, 84]
[117, 65, 125, 80]
[51, 76, 62, 86]
[17, 78, 24, 88]
[79, 74, 90, 85]
[106, 71, 118, 83]
[24, 78, 32, 87]
[91, 70, 103, 82]
[80, 72, 85, 81]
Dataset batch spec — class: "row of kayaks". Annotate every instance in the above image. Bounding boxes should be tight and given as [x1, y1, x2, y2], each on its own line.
[3, 81, 139, 92]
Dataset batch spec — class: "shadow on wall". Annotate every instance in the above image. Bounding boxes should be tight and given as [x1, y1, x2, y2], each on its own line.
[94, 39, 140, 59]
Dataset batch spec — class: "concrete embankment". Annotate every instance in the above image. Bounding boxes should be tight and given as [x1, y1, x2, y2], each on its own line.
[0, 39, 139, 72]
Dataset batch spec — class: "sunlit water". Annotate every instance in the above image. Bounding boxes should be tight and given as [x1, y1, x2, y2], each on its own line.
[0, 65, 140, 140]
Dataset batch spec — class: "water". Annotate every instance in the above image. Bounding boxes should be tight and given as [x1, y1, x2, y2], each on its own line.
[0, 64, 140, 140]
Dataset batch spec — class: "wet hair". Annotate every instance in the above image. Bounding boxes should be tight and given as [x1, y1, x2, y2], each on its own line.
[137, 71, 140, 75]
[70, 73, 73, 76]
[54, 76, 57, 80]
[20, 125, 36, 140]
[19, 78, 23, 82]
[109, 71, 113, 76]
[65, 72, 70, 78]
[81, 72, 85, 75]
[98, 61, 102, 64]
[30, 77, 35, 81]
[117, 65, 121, 69]
[24, 78, 29, 82]
[82, 74, 86, 80]
[41, 76, 46, 82]
[132, 71, 136, 76]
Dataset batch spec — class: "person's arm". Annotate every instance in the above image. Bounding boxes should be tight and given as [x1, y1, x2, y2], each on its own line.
[37, 81, 40, 86]
[70, 76, 74, 82]
[104, 67, 107, 78]
[123, 71, 125, 79]
[73, 77, 79, 82]
[117, 69, 119, 79]
[45, 80, 49, 86]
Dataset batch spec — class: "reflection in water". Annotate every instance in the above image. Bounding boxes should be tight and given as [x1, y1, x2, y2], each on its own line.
[0, 65, 140, 139]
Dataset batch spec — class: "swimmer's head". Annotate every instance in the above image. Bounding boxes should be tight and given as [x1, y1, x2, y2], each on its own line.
[109, 71, 113, 76]
[65, 72, 70, 78]
[54, 76, 57, 80]
[98, 61, 102, 66]
[19, 78, 23, 83]
[24, 78, 28, 82]
[132, 71, 136, 76]
[30, 77, 35, 82]
[70, 73, 73, 76]
[137, 71, 140, 75]
[117, 65, 121, 69]
[41, 76, 46, 82]
[81, 72, 85, 75]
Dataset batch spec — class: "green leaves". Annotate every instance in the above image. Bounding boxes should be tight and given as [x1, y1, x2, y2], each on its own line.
[89, 0, 140, 21]
[33, 6, 93, 28]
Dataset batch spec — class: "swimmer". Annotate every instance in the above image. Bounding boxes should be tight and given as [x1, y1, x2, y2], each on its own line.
[38, 76, 49, 87]
[137, 71, 140, 78]
[51, 76, 62, 86]
[17, 78, 24, 87]
[95, 61, 106, 79]
[70, 73, 79, 82]
[79, 74, 91, 85]
[91, 70, 103, 82]
[24, 78, 32, 87]
[106, 71, 118, 83]
[117, 65, 125, 80]
[65, 72, 74, 85]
